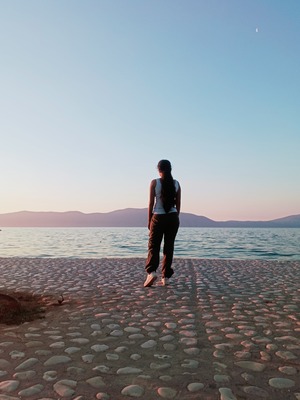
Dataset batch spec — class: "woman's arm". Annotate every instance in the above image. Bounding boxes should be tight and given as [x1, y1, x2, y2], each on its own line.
[148, 179, 156, 229]
[175, 184, 181, 216]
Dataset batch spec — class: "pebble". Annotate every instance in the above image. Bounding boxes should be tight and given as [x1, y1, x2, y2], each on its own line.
[44, 355, 71, 366]
[15, 358, 38, 371]
[157, 387, 177, 398]
[18, 384, 43, 397]
[0, 380, 20, 393]
[243, 385, 269, 398]
[0, 258, 299, 399]
[121, 385, 144, 397]
[117, 367, 143, 374]
[234, 361, 266, 372]
[187, 382, 204, 392]
[268, 377, 295, 388]
[53, 380, 77, 396]
[219, 387, 237, 400]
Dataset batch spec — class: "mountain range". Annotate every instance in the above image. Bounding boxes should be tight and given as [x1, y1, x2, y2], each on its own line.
[0, 209, 300, 228]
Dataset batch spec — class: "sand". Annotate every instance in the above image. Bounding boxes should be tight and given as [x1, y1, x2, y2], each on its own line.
[0, 257, 299, 400]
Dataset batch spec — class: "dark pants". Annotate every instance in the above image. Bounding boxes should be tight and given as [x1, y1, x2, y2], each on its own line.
[145, 213, 180, 278]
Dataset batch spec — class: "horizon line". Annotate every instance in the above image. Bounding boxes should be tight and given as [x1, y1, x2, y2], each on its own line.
[0, 208, 299, 223]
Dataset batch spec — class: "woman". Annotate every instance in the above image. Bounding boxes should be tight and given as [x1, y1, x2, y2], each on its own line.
[144, 160, 181, 287]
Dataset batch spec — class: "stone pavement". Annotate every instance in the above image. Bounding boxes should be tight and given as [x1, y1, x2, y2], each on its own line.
[0, 258, 299, 399]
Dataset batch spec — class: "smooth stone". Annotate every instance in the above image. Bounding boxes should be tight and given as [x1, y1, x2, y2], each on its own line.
[121, 385, 144, 397]
[150, 363, 171, 370]
[275, 351, 297, 360]
[13, 370, 36, 380]
[70, 338, 90, 344]
[215, 343, 233, 351]
[25, 341, 44, 347]
[179, 330, 197, 337]
[0, 380, 20, 393]
[24, 333, 41, 338]
[219, 387, 237, 400]
[117, 367, 143, 374]
[35, 350, 52, 356]
[130, 354, 141, 360]
[183, 348, 200, 355]
[154, 354, 171, 360]
[235, 361, 266, 372]
[65, 347, 81, 354]
[157, 387, 177, 398]
[91, 324, 101, 330]
[49, 342, 65, 349]
[15, 358, 38, 371]
[44, 356, 71, 366]
[0, 395, 19, 400]
[124, 327, 141, 333]
[209, 335, 223, 342]
[129, 334, 145, 339]
[147, 321, 161, 327]
[43, 370, 58, 381]
[214, 375, 230, 383]
[278, 366, 297, 375]
[9, 351, 25, 360]
[243, 386, 269, 398]
[213, 350, 225, 358]
[225, 333, 243, 340]
[86, 376, 105, 388]
[266, 343, 278, 351]
[53, 380, 77, 397]
[141, 340, 157, 349]
[82, 354, 95, 363]
[213, 362, 227, 371]
[165, 323, 177, 329]
[18, 384, 44, 397]
[187, 383, 204, 392]
[234, 351, 251, 359]
[115, 346, 128, 353]
[179, 338, 197, 345]
[268, 378, 295, 389]
[159, 335, 175, 342]
[109, 329, 123, 337]
[181, 359, 199, 368]
[96, 393, 110, 400]
[274, 335, 299, 342]
[106, 353, 119, 361]
[93, 365, 110, 373]
[91, 344, 109, 352]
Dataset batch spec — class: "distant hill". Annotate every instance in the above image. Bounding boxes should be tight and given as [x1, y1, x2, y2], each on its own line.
[0, 209, 300, 228]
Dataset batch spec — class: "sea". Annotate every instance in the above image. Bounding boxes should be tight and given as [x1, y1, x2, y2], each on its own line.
[0, 227, 300, 260]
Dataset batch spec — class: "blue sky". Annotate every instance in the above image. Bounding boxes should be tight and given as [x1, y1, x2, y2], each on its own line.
[1, 0, 299, 220]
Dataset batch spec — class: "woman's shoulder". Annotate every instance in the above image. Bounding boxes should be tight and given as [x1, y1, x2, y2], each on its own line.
[174, 179, 180, 191]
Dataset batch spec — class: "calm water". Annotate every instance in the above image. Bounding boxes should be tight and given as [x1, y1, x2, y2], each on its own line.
[0, 228, 299, 260]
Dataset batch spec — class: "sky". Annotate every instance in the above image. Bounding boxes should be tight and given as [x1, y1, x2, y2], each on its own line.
[1, 0, 299, 221]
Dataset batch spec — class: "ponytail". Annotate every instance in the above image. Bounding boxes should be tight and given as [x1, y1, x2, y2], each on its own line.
[157, 160, 176, 213]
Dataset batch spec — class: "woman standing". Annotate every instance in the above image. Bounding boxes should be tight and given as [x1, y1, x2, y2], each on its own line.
[144, 160, 181, 287]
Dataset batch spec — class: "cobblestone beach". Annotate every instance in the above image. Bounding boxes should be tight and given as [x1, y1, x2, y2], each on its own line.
[0, 258, 299, 400]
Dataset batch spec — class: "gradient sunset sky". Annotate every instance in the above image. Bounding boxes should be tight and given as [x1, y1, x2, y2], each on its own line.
[1, 0, 299, 221]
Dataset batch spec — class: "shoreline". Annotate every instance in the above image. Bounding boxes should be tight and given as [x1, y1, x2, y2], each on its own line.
[0, 258, 299, 399]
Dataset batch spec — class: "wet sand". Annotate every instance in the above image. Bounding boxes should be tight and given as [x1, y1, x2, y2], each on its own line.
[0, 258, 299, 400]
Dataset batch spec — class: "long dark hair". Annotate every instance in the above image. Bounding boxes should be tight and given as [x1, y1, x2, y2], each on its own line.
[157, 160, 176, 213]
